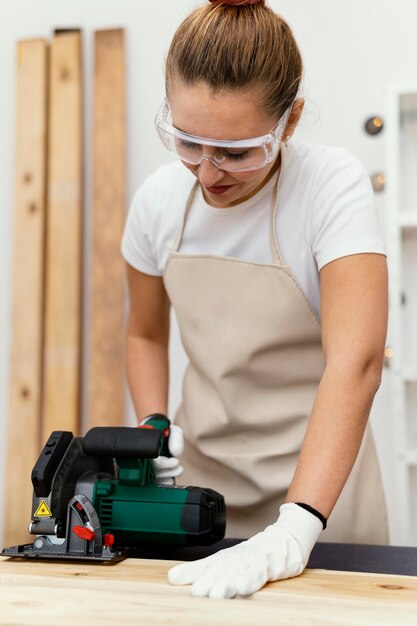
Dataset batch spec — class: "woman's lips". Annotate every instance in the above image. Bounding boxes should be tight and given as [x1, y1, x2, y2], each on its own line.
[205, 184, 235, 195]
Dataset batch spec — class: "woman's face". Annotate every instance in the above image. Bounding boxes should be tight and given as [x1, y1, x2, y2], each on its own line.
[168, 81, 302, 208]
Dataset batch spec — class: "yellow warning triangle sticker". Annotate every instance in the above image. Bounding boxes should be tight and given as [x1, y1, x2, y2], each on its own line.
[34, 500, 52, 517]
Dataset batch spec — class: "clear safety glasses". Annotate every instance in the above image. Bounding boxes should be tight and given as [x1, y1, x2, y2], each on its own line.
[154, 99, 292, 173]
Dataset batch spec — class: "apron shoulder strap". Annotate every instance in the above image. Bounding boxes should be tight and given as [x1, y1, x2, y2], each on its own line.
[269, 143, 287, 266]
[171, 180, 199, 253]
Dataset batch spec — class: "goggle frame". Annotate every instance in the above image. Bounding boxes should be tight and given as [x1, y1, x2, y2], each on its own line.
[154, 98, 292, 172]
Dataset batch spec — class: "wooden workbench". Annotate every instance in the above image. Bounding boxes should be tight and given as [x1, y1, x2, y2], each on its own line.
[1, 556, 416, 625]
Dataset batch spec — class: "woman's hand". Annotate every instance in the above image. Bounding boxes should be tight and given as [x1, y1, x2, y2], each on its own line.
[139, 414, 184, 485]
[153, 423, 184, 484]
[168, 503, 323, 598]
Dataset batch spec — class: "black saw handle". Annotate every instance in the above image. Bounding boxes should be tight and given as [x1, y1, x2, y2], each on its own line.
[82, 426, 164, 460]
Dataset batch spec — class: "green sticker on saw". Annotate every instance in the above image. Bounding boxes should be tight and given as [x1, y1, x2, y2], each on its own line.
[34, 500, 52, 517]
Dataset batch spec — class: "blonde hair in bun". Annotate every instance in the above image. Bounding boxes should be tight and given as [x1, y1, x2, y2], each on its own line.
[208, 0, 266, 6]
[166, 0, 302, 118]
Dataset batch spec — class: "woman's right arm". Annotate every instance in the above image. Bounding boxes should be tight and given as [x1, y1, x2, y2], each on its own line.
[125, 262, 170, 422]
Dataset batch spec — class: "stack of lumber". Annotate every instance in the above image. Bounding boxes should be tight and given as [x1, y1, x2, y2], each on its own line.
[5, 28, 126, 547]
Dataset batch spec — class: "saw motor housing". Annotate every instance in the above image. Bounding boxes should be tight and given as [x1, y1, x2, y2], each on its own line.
[2, 426, 226, 562]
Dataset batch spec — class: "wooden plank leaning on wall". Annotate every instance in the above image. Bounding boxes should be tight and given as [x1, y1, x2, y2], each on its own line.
[5, 40, 48, 547]
[88, 29, 126, 428]
[42, 30, 83, 441]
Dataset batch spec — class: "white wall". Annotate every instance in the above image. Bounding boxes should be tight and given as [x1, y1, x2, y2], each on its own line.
[1, 0, 417, 547]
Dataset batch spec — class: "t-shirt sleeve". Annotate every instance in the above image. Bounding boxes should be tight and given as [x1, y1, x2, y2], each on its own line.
[121, 174, 162, 276]
[309, 148, 386, 271]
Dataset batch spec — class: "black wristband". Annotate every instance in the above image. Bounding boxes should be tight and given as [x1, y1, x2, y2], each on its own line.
[295, 502, 327, 530]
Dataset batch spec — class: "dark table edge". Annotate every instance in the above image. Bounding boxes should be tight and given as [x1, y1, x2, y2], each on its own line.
[128, 539, 417, 577]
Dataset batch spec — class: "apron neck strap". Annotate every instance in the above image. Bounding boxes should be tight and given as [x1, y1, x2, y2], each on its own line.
[269, 142, 286, 266]
[171, 180, 199, 253]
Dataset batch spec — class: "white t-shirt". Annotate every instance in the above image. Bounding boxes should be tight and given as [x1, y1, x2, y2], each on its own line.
[121, 140, 386, 318]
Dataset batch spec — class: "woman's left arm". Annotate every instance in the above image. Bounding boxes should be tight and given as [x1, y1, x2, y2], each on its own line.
[286, 252, 388, 517]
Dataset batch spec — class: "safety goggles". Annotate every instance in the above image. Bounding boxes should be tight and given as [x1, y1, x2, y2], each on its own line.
[154, 99, 292, 172]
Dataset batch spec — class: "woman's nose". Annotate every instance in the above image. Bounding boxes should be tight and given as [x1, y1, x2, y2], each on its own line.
[197, 157, 225, 187]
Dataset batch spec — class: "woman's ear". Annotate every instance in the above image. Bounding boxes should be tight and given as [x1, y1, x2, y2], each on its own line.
[284, 98, 305, 141]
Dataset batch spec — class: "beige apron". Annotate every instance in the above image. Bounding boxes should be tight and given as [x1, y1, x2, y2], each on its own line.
[163, 145, 388, 543]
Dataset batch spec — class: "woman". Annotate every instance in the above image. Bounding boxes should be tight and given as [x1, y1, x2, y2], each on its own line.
[122, 0, 388, 598]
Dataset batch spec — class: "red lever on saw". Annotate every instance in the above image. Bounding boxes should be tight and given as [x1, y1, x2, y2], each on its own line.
[72, 525, 96, 541]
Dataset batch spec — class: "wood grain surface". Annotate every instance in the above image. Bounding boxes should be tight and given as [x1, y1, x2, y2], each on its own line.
[43, 30, 83, 440]
[88, 28, 126, 429]
[5, 39, 48, 548]
[0, 558, 416, 625]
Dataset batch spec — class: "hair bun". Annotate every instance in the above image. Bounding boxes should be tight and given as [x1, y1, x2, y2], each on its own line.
[209, 0, 266, 6]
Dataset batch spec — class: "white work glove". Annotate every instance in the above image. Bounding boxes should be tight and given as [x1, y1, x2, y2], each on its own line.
[168, 502, 324, 598]
[153, 424, 184, 484]
[138, 414, 184, 485]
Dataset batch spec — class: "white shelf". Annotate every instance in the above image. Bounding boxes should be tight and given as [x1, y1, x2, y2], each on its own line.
[385, 83, 417, 545]
[402, 371, 417, 382]
[387, 81, 417, 95]
[404, 449, 417, 466]
[399, 213, 417, 228]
